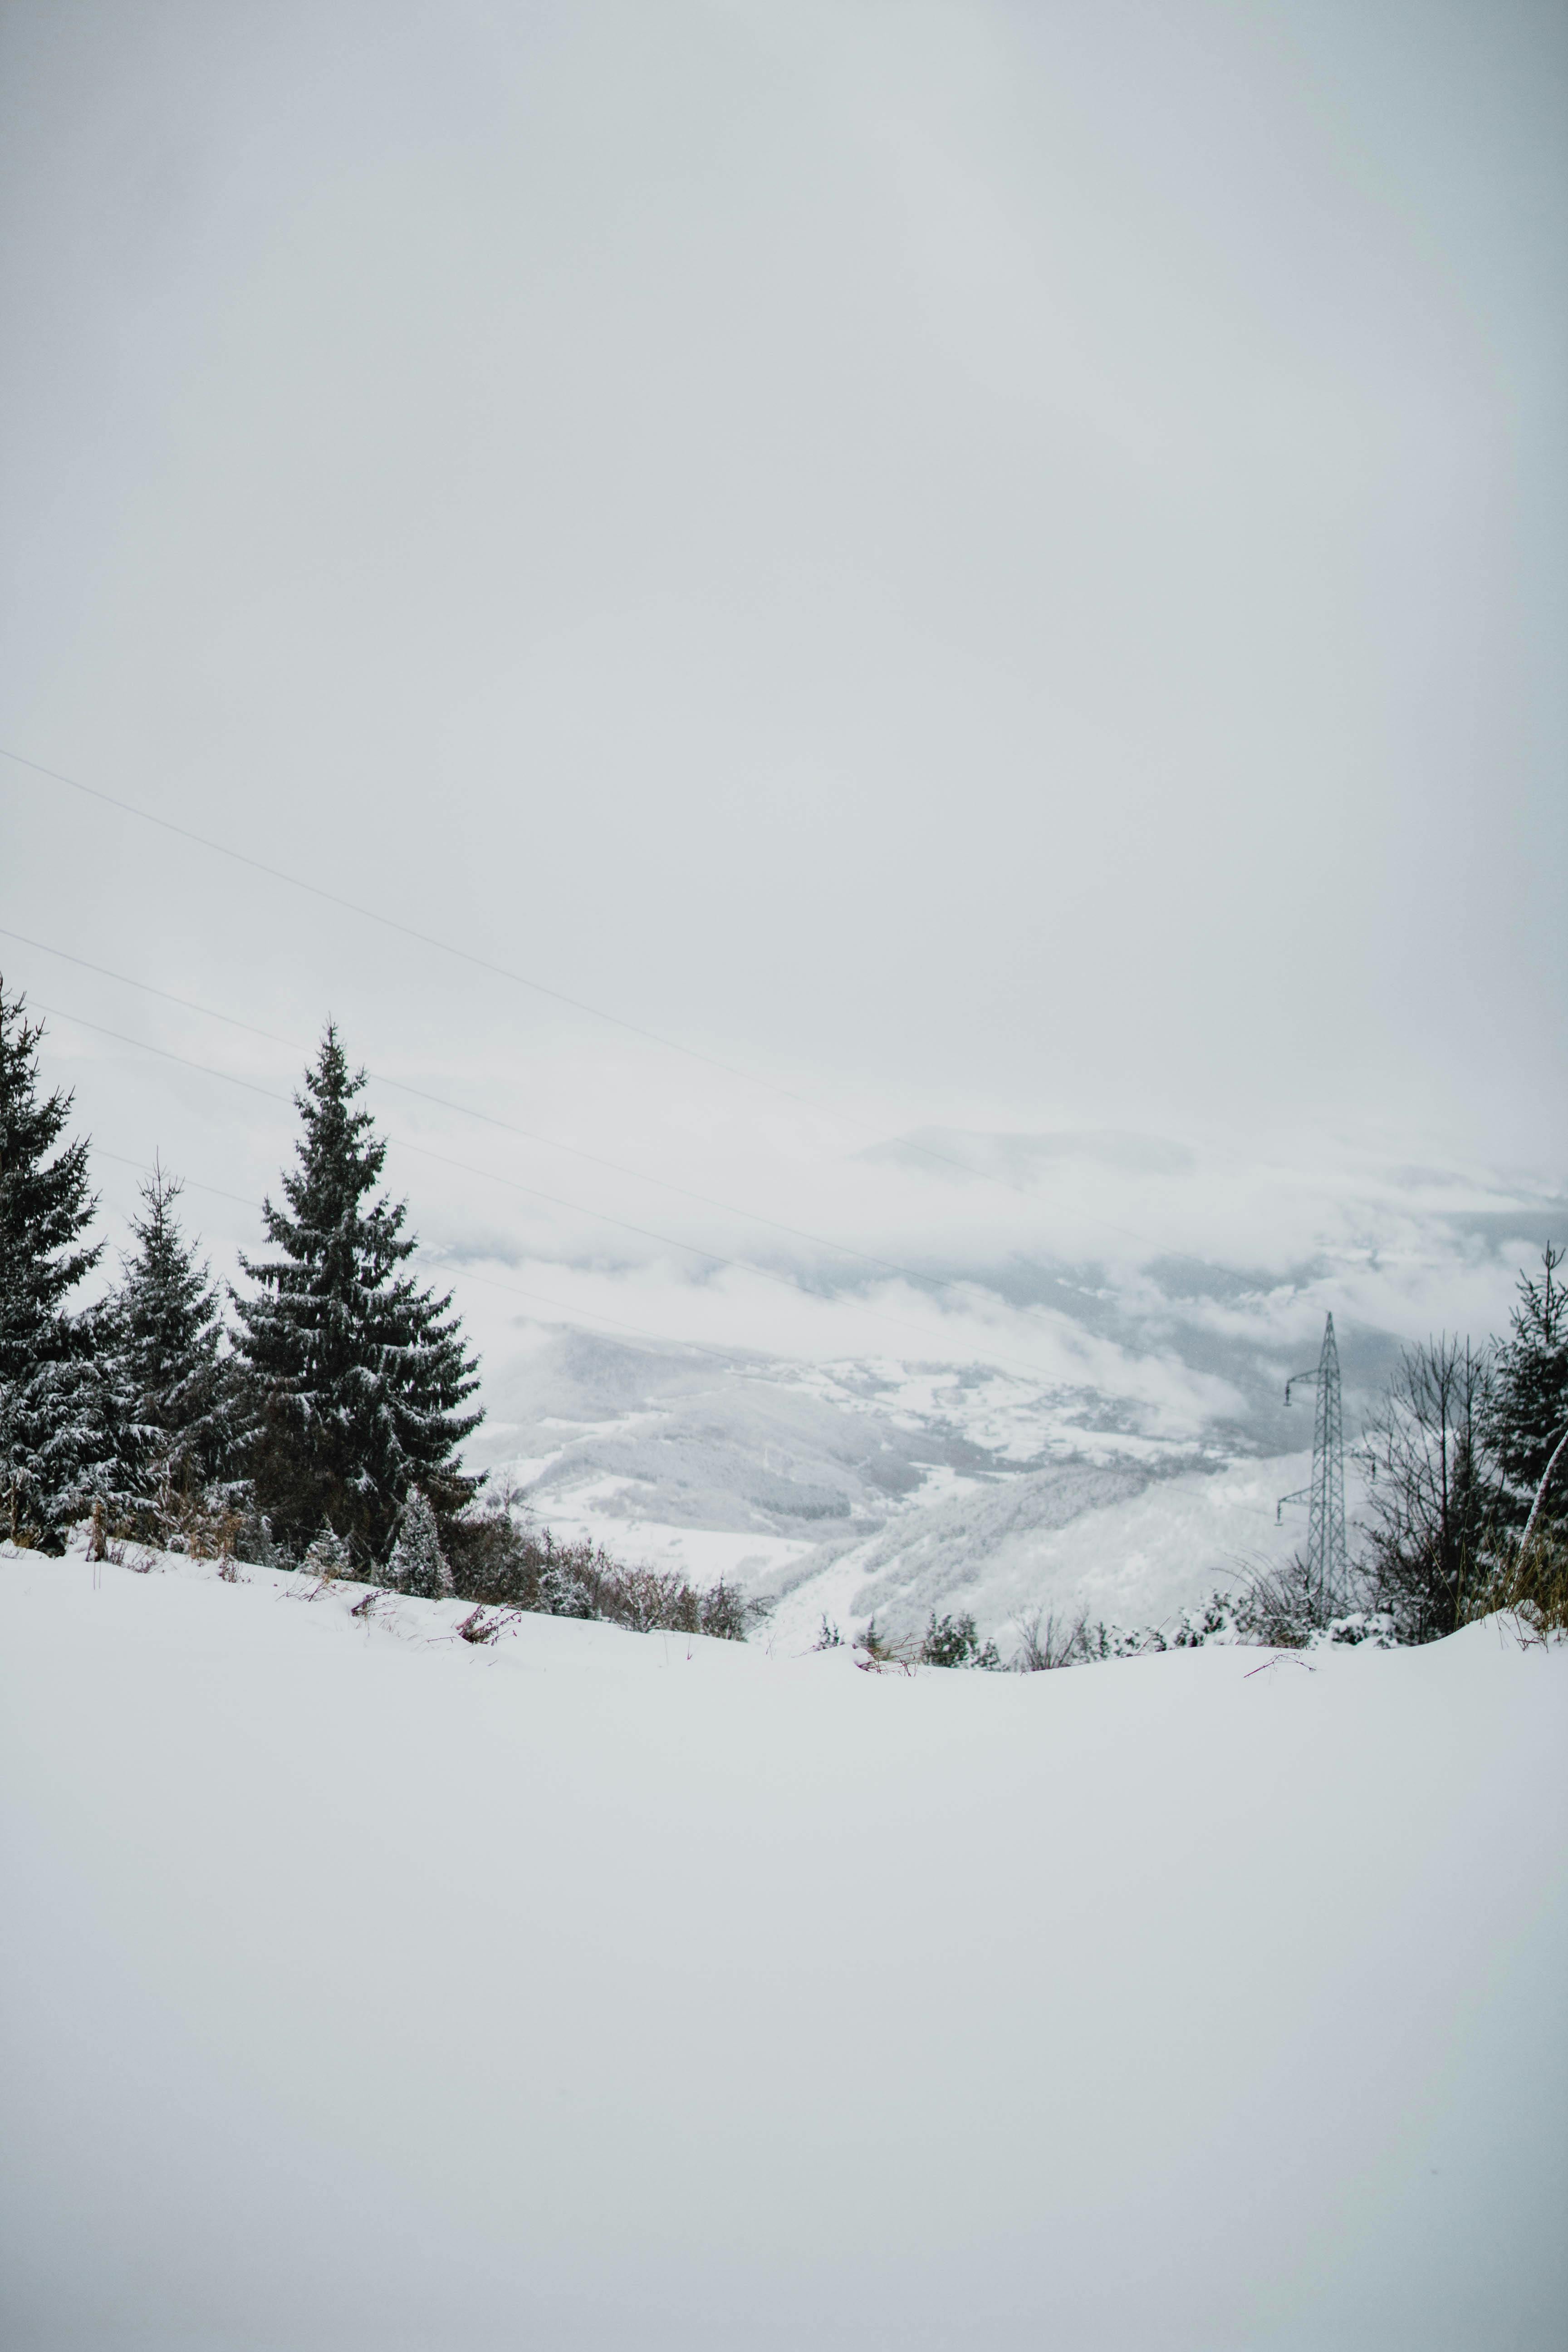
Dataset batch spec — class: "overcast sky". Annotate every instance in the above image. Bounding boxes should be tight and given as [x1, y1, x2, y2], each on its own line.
[1, 0, 1563, 1387]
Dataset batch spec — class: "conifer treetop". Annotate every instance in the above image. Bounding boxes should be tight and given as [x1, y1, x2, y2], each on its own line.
[121, 1158, 222, 1389]
[247, 1022, 410, 1286]
[233, 1021, 482, 1562]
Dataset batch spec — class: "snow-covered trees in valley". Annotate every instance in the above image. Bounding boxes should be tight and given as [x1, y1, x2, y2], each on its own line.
[0, 986, 113, 1548]
[110, 1159, 231, 1511]
[385, 1487, 452, 1597]
[232, 1024, 482, 1567]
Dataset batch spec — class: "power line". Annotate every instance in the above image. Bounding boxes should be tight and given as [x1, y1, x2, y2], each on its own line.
[96, 1148, 265, 1215]
[93, 1141, 771, 1371]
[31, 1001, 292, 1106]
[421, 1254, 778, 1370]
[2, 742, 1218, 1267]
[31, 995, 1076, 1382]
[0, 923, 1022, 1307]
[0, 743, 816, 1105]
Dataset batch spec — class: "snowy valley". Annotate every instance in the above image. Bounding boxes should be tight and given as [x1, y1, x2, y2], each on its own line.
[483, 1326, 1317, 1653]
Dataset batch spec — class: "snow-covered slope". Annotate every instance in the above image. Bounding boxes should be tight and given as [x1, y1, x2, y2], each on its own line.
[482, 1330, 1314, 1646]
[3, 1545, 1564, 2350]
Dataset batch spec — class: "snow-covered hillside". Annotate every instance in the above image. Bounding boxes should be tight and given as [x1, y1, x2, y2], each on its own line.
[441, 1122, 1563, 1649]
[481, 1328, 1317, 1646]
[3, 1544, 1564, 2350]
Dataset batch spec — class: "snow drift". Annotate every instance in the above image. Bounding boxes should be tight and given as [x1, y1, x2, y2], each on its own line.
[2, 1544, 1564, 2350]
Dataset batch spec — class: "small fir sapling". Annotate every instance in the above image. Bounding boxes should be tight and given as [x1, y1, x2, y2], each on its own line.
[386, 1489, 453, 1599]
[303, 1524, 353, 1579]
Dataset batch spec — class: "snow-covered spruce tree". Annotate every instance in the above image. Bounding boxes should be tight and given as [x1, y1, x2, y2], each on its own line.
[1485, 1243, 1568, 1539]
[110, 1158, 231, 1511]
[0, 985, 113, 1548]
[385, 1487, 452, 1597]
[232, 1025, 482, 1567]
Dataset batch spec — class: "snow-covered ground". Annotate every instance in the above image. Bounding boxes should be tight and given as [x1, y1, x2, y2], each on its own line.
[3, 1543, 1564, 2349]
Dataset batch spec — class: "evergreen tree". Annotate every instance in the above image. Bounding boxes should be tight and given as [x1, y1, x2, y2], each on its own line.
[1485, 1242, 1568, 1535]
[385, 1487, 452, 1598]
[232, 1024, 482, 1565]
[0, 985, 111, 1548]
[112, 1159, 230, 1505]
[920, 1609, 1000, 1668]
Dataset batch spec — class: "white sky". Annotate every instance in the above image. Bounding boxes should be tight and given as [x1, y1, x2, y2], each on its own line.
[2, 0, 1563, 1385]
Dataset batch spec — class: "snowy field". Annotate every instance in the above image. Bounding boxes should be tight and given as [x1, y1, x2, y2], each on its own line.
[3, 1544, 1565, 2351]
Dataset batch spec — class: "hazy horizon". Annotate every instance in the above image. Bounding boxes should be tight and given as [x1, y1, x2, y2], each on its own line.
[3, 0, 1563, 1397]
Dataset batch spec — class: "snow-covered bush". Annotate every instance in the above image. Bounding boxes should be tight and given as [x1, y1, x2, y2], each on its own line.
[1315, 1611, 1397, 1648]
[538, 1556, 599, 1619]
[921, 1610, 1000, 1669]
[303, 1524, 352, 1580]
[385, 1490, 453, 1599]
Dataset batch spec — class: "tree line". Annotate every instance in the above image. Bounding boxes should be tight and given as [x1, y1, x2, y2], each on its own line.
[840, 1258, 1568, 1670]
[1208, 1267, 1567, 1650]
[3, 975, 1562, 1649]
[0, 981, 760, 1635]
[1082, 1264, 1567, 1657]
[1346, 1264, 1567, 1642]
[0, 983, 481, 1564]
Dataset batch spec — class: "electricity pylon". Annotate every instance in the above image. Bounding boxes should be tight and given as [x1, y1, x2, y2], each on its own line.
[1277, 1312, 1348, 1612]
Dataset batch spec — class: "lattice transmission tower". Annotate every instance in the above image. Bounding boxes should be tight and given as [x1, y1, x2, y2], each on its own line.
[1276, 1312, 1348, 1611]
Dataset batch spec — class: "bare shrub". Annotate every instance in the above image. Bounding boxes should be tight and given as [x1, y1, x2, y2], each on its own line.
[1488, 1530, 1568, 1645]
[455, 1605, 515, 1645]
[440, 1502, 774, 1644]
[853, 1617, 919, 1672]
[445, 1483, 544, 1606]
[698, 1578, 759, 1641]
[603, 1566, 694, 1634]
[1357, 1336, 1503, 1641]
[1009, 1604, 1107, 1670]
